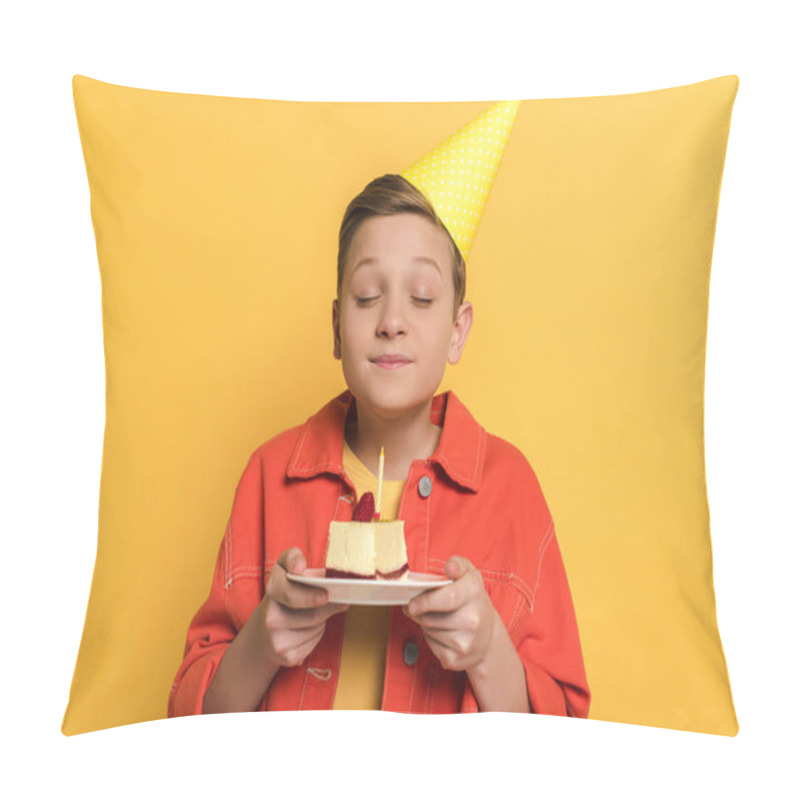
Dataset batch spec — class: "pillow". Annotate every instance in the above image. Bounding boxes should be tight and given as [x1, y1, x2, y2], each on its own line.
[63, 74, 739, 735]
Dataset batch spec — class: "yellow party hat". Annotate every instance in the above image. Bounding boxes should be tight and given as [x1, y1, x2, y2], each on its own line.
[401, 100, 520, 262]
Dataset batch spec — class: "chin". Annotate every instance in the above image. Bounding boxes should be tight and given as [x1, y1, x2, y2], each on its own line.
[351, 386, 434, 419]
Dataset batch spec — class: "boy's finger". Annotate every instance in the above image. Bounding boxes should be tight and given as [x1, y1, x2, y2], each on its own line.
[406, 609, 463, 631]
[444, 555, 473, 580]
[294, 623, 327, 648]
[280, 602, 350, 629]
[313, 602, 350, 621]
[407, 579, 465, 616]
[269, 566, 328, 609]
[277, 547, 307, 575]
[419, 629, 459, 665]
[278, 625, 327, 666]
[282, 582, 330, 609]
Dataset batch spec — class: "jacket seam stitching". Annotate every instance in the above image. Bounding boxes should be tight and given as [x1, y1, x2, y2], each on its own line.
[431, 452, 476, 491]
[322, 482, 350, 711]
[288, 421, 312, 475]
[423, 474, 431, 572]
[298, 663, 310, 709]
[407, 652, 418, 713]
[225, 566, 264, 582]
[224, 519, 232, 589]
[291, 460, 344, 477]
[424, 668, 434, 713]
[531, 522, 555, 616]
[508, 593, 525, 636]
[475, 425, 485, 485]
[428, 557, 535, 611]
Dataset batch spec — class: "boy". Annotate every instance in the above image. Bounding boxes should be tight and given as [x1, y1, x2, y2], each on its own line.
[169, 107, 590, 717]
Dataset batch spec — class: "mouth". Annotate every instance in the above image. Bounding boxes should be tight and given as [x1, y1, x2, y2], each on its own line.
[371, 355, 412, 370]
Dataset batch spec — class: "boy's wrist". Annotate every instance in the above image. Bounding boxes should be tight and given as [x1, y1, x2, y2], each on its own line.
[202, 603, 280, 714]
[243, 599, 282, 672]
[465, 605, 501, 683]
[465, 607, 531, 712]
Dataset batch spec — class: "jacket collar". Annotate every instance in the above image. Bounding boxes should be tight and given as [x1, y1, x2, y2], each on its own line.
[287, 390, 485, 493]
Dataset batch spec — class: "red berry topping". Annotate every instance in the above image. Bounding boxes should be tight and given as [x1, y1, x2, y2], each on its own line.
[352, 492, 375, 521]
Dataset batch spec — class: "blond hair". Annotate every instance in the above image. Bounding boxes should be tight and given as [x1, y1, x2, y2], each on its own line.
[337, 174, 466, 315]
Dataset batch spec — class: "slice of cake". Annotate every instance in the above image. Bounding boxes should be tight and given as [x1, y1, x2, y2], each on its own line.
[325, 492, 409, 580]
[325, 520, 409, 580]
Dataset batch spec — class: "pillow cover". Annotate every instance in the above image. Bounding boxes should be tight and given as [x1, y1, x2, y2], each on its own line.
[63, 74, 739, 735]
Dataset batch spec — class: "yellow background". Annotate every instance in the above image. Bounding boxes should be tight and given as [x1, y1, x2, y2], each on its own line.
[63, 75, 738, 735]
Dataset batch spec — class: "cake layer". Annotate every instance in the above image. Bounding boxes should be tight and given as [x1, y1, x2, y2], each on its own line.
[325, 519, 409, 581]
[376, 563, 410, 580]
[325, 568, 377, 580]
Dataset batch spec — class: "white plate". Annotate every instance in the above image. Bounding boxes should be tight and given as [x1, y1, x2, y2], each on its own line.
[287, 568, 451, 606]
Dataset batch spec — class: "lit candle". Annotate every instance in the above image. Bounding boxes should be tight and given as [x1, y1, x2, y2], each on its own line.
[375, 446, 384, 521]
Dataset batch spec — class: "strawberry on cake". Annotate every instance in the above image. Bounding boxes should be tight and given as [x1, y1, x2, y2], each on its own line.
[325, 492, 409, 580]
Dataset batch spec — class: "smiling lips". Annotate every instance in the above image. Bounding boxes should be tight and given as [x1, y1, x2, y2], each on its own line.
[371, 354, 412, 370]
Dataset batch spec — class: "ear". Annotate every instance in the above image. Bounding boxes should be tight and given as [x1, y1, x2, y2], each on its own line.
[332, 298, 342, 360]
[448, 301, 473, 364]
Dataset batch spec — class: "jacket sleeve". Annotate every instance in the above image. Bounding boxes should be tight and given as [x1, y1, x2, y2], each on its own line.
[460, 524, 591, 716]
[168, 452, 266, 717]
[514, 525, 591, 717]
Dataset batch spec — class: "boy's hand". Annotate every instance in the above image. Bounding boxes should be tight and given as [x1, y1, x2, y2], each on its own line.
[260, 547, 349, 669]
[404, 556, 497, 672]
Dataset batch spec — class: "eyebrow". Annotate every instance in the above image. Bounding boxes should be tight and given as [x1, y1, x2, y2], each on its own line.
[412, 256, 443, 274]
[352, 256, 442, 275]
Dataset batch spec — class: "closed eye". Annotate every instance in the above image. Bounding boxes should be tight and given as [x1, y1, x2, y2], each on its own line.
[355, 296, 380, 306]
[412, 297, 433, 305]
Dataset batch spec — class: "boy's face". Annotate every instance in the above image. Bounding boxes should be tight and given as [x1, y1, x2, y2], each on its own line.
[333, 213, 472, 420]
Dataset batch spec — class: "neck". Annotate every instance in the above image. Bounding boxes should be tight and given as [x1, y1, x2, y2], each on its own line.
[346, 396, 442, 480]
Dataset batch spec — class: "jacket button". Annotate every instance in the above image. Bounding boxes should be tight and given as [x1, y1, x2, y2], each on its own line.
[418, 476, 433, 498]
[403, 639, 419, 666]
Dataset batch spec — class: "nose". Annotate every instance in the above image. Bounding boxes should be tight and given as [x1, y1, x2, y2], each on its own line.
[377, 293, 407, 339]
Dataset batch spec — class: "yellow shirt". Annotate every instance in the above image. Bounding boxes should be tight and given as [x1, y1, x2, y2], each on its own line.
[331, 440, 405, 710]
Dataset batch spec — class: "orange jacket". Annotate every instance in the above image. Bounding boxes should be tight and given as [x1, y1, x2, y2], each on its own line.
[168, 391, 590, 716]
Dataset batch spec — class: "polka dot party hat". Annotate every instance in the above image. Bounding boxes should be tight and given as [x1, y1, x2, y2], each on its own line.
[401, 100, 521, 262]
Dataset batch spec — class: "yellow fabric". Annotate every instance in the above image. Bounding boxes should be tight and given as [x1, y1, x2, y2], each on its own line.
[402, 100, 520, 262]
[64, 75, 739, 735]
[331, 441, 405, 710]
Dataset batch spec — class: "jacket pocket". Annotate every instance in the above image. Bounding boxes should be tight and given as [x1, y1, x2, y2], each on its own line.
[427, 557, 533, 634]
